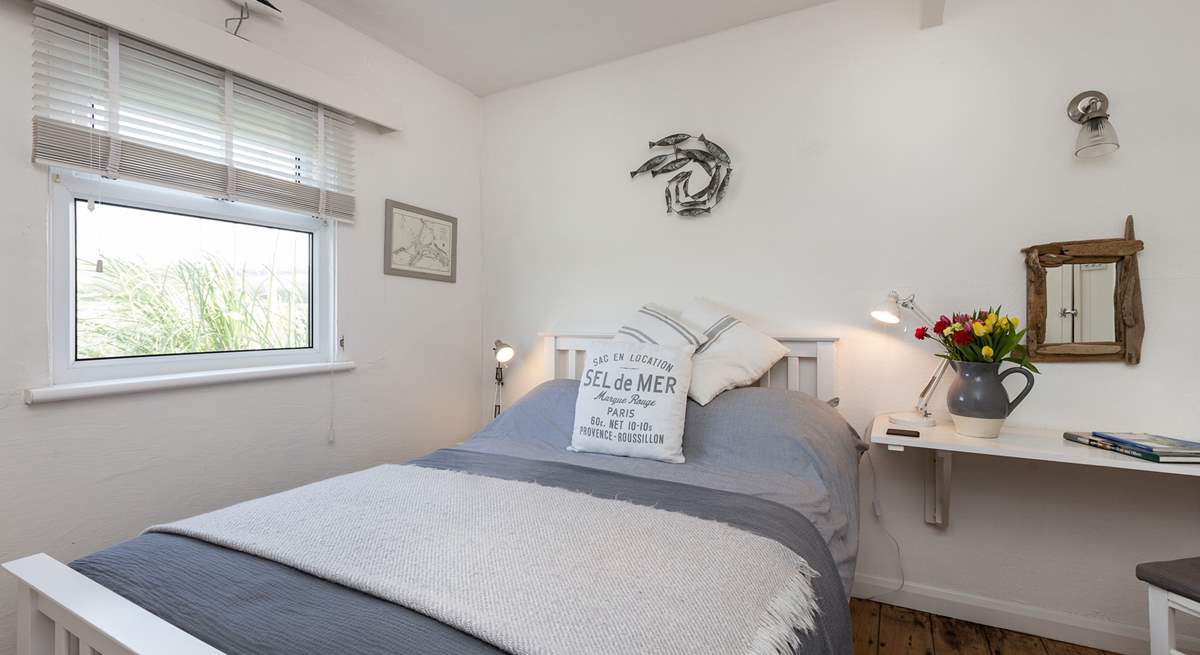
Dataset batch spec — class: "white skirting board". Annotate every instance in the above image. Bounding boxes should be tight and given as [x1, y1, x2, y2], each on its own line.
[852, 572, 1200, 655]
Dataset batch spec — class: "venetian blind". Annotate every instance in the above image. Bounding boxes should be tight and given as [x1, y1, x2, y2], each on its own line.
[32, 4, 355, 223]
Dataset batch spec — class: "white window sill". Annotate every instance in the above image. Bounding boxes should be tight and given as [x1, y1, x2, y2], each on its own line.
[24, 361, 356, 405]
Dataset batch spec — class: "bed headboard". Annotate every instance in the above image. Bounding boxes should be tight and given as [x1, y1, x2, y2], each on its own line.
[541, 334, 838, 402]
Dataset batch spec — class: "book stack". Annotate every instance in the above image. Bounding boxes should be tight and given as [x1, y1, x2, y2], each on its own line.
[1063, 431, 1200, 463]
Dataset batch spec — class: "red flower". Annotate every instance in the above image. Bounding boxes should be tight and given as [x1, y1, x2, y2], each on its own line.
[933, 316, 950, 334]
[952, 327, 973, 345]
[914, 327, 928, 340]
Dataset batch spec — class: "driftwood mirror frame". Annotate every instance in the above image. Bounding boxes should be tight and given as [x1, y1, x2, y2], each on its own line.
[1022, 216, 1145, 364]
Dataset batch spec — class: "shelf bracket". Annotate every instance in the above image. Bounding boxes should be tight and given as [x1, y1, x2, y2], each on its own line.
[925, 450, 952, 527]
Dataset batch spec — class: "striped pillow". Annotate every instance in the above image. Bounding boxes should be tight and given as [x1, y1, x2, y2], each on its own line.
[613, 304, 709, 353]
[682, 299, 789, 405]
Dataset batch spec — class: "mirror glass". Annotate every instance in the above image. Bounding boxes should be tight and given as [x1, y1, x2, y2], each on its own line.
[1042, 263, 1118, 343]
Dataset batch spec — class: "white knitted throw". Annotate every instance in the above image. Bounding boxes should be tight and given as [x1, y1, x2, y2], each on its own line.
[150, 465, 819, 655]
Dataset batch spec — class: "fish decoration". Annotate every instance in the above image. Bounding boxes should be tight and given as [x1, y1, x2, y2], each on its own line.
[666, 169, 692, 186]
[689, 169, 721, 200]
[630, 132, 733, 217]
[649, 133, 692, 148]
[630, 153, 671, 179]
[713, 167, 733, 205]
[698, 134, 731, 165]
[678, 148, 717, 164]
[651, 157, 689, 177]
[667, 170, 692, 204]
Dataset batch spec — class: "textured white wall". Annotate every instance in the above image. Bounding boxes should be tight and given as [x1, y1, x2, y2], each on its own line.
[481, 0, 1200, 646]
[0, 1, 482, 652]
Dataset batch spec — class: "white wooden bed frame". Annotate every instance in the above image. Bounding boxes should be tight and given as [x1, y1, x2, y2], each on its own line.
[4, 333, 838, 655]
[543, 333, 838, 402]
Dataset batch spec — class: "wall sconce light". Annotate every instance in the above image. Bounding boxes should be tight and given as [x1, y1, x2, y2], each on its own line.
[492, 340, 515, 418]
[1067, 91, 1120, 158]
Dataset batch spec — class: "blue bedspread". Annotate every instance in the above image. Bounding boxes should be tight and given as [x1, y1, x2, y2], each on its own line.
[72, 448, 851, 654]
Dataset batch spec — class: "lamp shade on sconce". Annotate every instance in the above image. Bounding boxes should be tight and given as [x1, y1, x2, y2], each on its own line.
[494, 340, 515, 364]
[1068, 90, 1120, 159]
[871, 292, 902, 324]
[1074, 117, 1120, 158]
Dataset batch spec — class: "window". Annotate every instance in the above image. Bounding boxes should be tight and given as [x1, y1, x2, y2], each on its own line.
[30, 4, 353, 395]
[51, 171, 335, 384]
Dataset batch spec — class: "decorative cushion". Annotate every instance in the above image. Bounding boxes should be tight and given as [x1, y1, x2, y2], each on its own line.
[612, 303, 708, 352]
[681, 298, 789, 406]
[568, 340, 694, 463]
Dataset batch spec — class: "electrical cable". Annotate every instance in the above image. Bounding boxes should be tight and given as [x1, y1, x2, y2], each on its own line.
[863, 448, 906, 600]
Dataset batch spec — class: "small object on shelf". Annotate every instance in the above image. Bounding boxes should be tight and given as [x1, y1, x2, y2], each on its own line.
[1063, 432, 1200, 464]
[1091, 431, 1200, 456]
[886, 428, 921, 438]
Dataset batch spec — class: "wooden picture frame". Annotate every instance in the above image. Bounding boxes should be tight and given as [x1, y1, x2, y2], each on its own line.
[384, 200, 457, 283]
[1021, 216, 1144, 364]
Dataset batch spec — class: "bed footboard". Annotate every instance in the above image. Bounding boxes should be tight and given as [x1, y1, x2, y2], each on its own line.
[5, 554, 222, 655]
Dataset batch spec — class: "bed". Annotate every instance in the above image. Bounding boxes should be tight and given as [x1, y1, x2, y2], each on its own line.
[5, 334, 863, 655]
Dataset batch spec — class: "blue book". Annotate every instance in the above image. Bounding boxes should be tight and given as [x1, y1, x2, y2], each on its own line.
[1092, 432, 1200, 456]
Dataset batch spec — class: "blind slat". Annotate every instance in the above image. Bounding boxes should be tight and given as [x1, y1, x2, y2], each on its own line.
[31, 3, 355, 223]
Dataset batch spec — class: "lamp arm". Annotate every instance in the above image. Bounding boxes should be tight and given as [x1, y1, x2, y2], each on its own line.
[898, 296, 937, 327]
[914, 358, 950, 416]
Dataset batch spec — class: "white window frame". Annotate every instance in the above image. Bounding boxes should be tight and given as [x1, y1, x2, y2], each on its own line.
[48, 168, 337, 386]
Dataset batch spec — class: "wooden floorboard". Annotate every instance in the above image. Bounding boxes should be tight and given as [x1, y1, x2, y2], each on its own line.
[931, 614, 990, 655]
[851, 598, 882, 654]
[1040, 640, 1115, 655]
[849, 599, 1118, 655]
[984, 626, 1049, 655]
[879, 603, 934, 655]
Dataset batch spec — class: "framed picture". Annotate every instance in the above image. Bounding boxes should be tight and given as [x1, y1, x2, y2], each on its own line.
[384, 200, 457, 283]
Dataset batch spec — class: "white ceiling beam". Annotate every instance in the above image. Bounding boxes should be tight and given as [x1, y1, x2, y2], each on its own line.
[919, 0, 946, 29]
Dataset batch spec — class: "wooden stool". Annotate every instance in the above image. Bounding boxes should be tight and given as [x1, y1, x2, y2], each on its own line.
[1137, 557, 1200, 655]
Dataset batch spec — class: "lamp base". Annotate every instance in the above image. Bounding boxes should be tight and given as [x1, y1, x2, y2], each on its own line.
[887, 411, 937, 428]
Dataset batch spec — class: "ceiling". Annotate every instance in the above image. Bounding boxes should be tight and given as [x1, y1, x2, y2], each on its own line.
[304, 0, 833, 96]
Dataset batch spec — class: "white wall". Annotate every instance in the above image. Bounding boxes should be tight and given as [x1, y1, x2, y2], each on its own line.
[481, 0, 1200, 648]
[0, 1, 482, 652]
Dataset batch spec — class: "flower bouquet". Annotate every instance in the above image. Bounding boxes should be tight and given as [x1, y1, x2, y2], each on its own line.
[914, 309, 1038, 438]
[914, 309, 1038, 373]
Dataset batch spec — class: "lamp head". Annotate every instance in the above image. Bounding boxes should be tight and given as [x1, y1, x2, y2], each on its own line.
[1068, 91, 1119, 158]
[871, 291, 903, 325]
[493, 340, 515, 364]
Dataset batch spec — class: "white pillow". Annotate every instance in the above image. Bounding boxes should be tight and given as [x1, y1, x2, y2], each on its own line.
[681, 298, 789, 406]
[568, 340, 693, 463]
[612, 303, 708, 352]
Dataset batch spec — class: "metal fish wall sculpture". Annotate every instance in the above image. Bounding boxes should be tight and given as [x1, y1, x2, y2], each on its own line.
[630, 133, 733, 217]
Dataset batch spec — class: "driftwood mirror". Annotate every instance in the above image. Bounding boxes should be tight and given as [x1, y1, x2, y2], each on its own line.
[1022, 216, 1144, 364]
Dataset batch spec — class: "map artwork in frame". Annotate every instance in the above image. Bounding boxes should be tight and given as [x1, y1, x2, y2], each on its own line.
[384, 200, 457, 283]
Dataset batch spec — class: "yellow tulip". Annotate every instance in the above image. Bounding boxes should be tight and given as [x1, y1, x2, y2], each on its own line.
[982, 345, 994, 359]
[986, 312, 998, 327]
[972, 321, 989, 337]
[1010, 316, 1020, 328]
[998, 316, 1010, 330]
